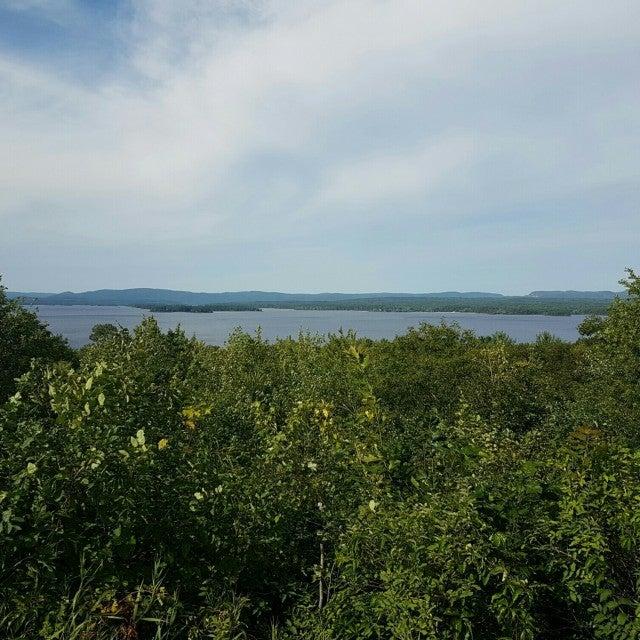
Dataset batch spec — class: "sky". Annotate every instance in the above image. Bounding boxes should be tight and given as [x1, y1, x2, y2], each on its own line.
[1, 0, 639, 294]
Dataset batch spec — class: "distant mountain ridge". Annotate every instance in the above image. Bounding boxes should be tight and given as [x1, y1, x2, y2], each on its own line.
[7, 292, 55, 300]
[6, 287, 624, 306]
[528, 290, 622, 300]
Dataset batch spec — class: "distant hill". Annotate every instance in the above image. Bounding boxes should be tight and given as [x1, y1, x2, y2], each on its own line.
[6, 287, 618, 316]
[527, 290, 623, 300]
[6, 292, 53, 302]
[5, 287, 624, 307]
[7, 288, 505, 306]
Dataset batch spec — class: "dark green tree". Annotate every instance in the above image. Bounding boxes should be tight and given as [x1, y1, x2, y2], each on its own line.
[89, 323, 123, 343]
[0, 277, 74, 402]
[575, 268, 640, 441]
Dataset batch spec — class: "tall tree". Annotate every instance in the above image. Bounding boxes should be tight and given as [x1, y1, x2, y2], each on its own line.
[0, 277, 74, 402]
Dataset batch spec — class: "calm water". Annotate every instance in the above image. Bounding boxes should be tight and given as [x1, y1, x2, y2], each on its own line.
[32, 305, 588, 348]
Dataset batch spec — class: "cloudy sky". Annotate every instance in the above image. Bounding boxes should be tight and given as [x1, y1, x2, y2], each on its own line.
[1, 0, 638, 293]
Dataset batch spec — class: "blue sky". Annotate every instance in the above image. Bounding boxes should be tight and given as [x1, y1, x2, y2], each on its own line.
[1, 0, 638, 293]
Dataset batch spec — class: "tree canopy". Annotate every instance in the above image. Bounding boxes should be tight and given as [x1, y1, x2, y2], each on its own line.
[0, 277, 74, 402]
[0, 272, 639, 639]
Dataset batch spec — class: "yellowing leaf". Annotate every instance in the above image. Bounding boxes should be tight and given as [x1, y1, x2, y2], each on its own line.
[98, 392, 105, 407]
[26, 462, 37, 475]
[158, 438, 168, 450]
[181, 405, 212, 428]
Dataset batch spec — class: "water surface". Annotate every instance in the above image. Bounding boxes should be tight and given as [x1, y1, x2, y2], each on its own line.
[32, 305, 589, 348]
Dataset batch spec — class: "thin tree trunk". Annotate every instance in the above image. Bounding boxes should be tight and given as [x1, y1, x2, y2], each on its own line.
[318, 541, 325, 610]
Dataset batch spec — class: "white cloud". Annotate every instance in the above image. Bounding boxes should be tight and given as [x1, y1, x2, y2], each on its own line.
[1, 0, 639, 290]
[319, 135, 480, 206]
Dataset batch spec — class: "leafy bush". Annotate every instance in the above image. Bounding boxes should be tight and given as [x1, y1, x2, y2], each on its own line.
[1, 274, 639, 638]
[0, 278, 74, 402]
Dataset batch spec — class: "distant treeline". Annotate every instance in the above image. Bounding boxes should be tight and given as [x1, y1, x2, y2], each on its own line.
[7, 286, 624, 308]
[261, 297, 611, 315]
[7, 290, 618, 316]
[174, 297, 611, 316]
[138, 303, 262, 312]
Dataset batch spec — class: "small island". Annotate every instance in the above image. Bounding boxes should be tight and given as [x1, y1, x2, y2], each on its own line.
[137, 303, 262, 313]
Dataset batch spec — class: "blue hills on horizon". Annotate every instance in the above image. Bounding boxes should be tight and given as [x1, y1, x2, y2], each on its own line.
[6, 287, 624, 306]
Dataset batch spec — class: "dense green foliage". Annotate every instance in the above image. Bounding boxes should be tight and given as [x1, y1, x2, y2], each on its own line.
[0, 279, 74, 403]
[1, 271, 639, 639]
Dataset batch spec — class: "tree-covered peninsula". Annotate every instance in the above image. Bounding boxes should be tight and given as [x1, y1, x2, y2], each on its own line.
[137, 303, 262, 313]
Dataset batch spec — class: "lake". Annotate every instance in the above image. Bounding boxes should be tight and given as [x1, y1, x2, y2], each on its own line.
[32, 305, 589, 348]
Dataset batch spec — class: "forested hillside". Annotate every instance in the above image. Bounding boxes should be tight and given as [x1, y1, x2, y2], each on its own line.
[259, 297, 611, 315]
[7, 288, 622, 316]
[1, 271, 639, 639]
